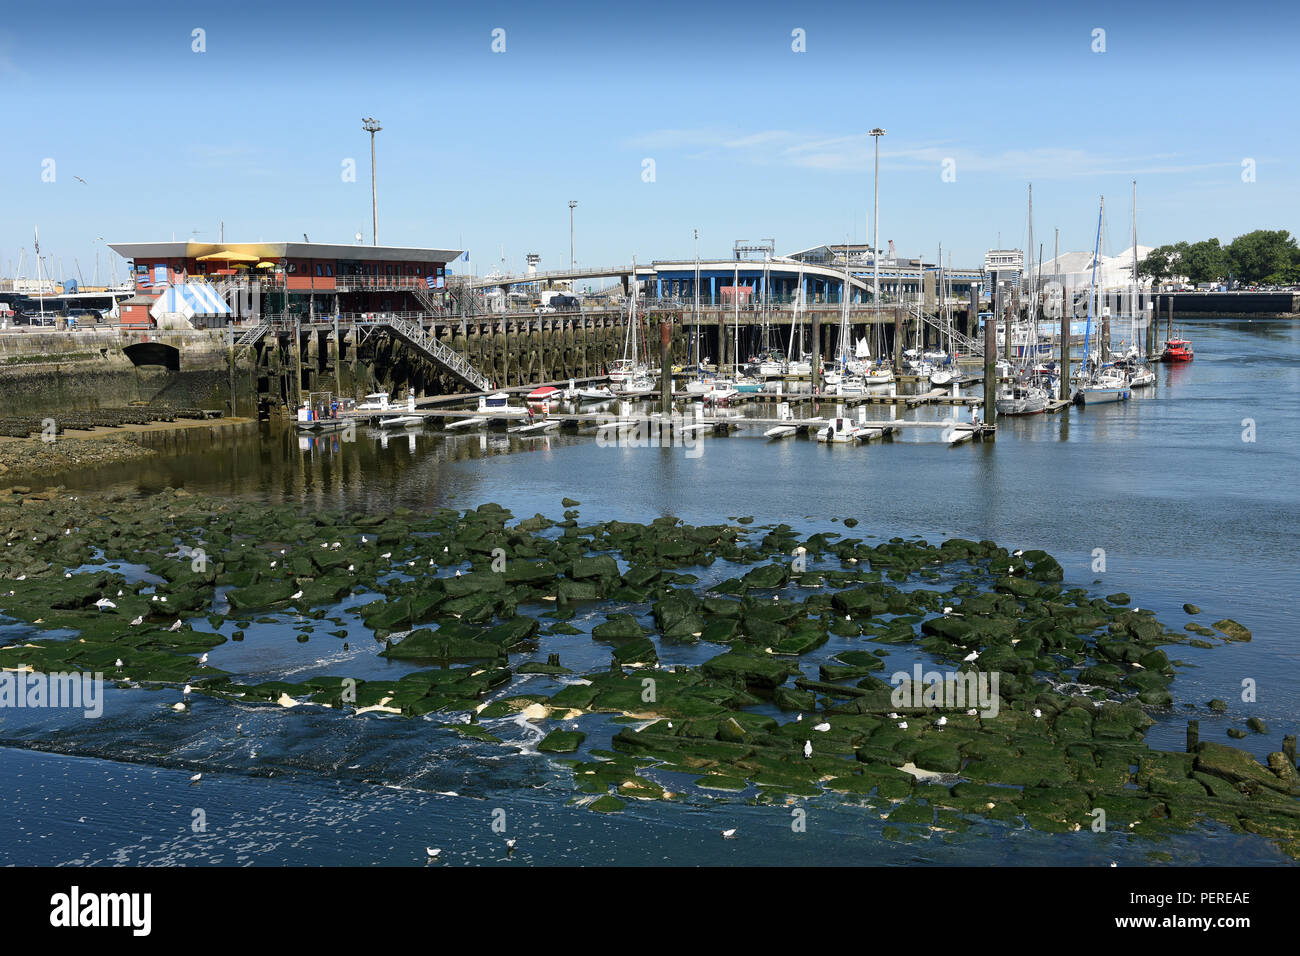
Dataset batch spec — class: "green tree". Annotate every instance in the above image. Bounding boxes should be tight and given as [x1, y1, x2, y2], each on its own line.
[1225, 230, 1299, 284]
[1178, 239, 1229, 283]
[1138, 244, 1178, 281]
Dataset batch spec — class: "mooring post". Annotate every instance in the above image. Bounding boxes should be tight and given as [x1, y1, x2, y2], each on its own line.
[810, 311, 821, 393]
[1284, 734, 1297, 769]
[1166, 297, 1173, 345]
[659, 319, 672, 414]
[1060, 306, 1071, 402]
[1187, 720, 1199, 753]
[893, 305, 903, 372]
[983, 309, 996, 423]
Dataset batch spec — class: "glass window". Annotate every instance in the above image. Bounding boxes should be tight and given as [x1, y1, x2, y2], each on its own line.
[314, 263, 323, 277]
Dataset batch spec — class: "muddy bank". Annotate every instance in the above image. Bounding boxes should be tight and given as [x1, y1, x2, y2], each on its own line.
[0, 417, 257, 482]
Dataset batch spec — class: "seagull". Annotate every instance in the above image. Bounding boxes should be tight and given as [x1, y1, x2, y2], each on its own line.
[1007, 566, 1014, 574]
[813, 722, 830, 732]
[114, 658, 123, 668]
[361, 536, 368, 545]
[280, 549, 286, 555]
[888, 712, 900, 720]
[189, 772, 201, 783]
[1012, 549, 1024, 557]
[198, 653, 209, 665]
[116, 590, 123, 597]
[73, 175, 87, 184]
[160, 596, 168, 603]
[897, 721, 909, 730]
[65, 572, 71, 578]
[721, 829, 737, 840]
[936, 716, 948, 728]
[1033, 709, 1043, 719]
[442, 546, 448, 553]
[966, 708, 978, 716]
[129, 616, 143, 626]
[844, 615, 851, 622]
[291, 590, 303, 600]
[455, 570, 462, 577]
[15, 574, 25, 581]
[963, 650, 979, 662]
[169, 619, 183, 632]
[94, 598, 116, 611]
[182, 684, 192, 696]
[171, 702, 187, 712]
[943, 606, 953, 616]
[803, 740, 812, 758]
[795, 714, 802, 722]
[505, 838, 517, 854]
[381, 552, 392, 559]
[270, 560, 277, 568]
[425, 847, 441, 861]
[320, 543, 328, 550]
[331, 542, 341, 549]
[428, 559, 434, 566]
[347, 564, 355, 573]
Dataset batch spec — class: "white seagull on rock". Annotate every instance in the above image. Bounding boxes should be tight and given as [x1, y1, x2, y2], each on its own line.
[963, 650, 980, 662]
[189, 773, 201, 783]
[803, 740, 813, 758]
[95, 598, 116, 611]
[721, 828, 737, 840]
[813, 722, 831, 732]
[130, 616, 143, 626]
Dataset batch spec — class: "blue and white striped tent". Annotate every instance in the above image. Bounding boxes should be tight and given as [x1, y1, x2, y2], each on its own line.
[149, 282, 233, 324]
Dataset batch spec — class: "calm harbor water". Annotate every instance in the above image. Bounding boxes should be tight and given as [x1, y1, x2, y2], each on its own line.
[2, 316, 1297, 866]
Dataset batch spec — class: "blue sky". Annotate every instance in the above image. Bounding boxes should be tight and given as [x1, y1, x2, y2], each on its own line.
[2, 0, 1296, 281]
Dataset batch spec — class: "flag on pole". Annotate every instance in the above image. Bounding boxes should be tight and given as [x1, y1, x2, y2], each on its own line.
[462, 251, 469, 262]
[424, 274, 437, 289]
[34, 226, 39, 256]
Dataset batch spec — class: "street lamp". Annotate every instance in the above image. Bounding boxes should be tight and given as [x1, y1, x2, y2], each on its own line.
[568, 200, 578, 273]
[362, 117, 382, 245]
[869, 128, 886, 305]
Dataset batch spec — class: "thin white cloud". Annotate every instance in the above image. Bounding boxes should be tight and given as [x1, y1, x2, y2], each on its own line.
[626, 127, 1240, 179]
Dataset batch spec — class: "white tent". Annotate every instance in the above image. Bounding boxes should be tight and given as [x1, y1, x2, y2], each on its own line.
[149, 282, 232, 329]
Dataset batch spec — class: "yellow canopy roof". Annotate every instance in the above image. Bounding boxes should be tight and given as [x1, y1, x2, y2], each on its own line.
[196, 250, 259, 262]
[255, 261, 277, 269]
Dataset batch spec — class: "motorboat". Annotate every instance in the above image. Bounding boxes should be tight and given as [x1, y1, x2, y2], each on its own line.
[357, 392, 390, 411]
[995, 381, 1050, 416]
[1160, 338, 1194, 363]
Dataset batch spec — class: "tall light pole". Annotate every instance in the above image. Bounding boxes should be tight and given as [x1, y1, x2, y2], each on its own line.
[869, 128, 886, 305]
[362, 117, 382, 245]
[568, 200, 577, 274]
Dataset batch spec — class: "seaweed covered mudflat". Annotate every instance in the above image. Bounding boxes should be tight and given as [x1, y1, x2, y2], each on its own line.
[0, 486, 1296, 859]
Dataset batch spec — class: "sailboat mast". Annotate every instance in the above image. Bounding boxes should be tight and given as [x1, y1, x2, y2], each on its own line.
[1084, 198, 1103, 376]
[1131, 180, 1140, 358]
[732, 266, 739, 376]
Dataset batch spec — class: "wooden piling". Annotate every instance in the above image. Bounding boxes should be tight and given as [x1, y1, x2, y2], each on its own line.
[1059, 305, 1071, 402]
[1284, 734, 1297, 769]
[893, 306, 903, 372]
[659, 319, 672, 413]
[1186, 720, 1199, 753]
[811, 312, 821, 393]
[983, 310, 996, 422]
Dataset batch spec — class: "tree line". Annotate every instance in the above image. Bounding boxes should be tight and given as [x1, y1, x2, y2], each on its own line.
[1138, 229, 1299, 285]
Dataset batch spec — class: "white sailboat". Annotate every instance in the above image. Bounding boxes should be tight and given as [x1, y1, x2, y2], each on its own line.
[611, 257, 652, 390]
[1074, 196, 1131, 406]
[997, 186, 1050, 416]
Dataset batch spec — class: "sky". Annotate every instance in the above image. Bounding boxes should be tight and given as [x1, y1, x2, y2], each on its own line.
[2, 0, 1297, 282]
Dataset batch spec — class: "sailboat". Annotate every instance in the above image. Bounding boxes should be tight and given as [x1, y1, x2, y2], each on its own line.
[997, 186, 1050, 415]
[610, 258, 654, 392]
[1073, 196, 1131, 406]
[1123, 181, 1156, 388]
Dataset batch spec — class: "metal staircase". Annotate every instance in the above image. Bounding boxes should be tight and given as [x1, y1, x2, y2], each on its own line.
[234, 321, 270, 346]
[911, 305, 984, 357]
[385, 316, 493, 391]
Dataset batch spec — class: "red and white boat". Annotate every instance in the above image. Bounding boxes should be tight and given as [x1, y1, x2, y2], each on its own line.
[526, 385, 561, 408]
[1160, 338, 1194, 363]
